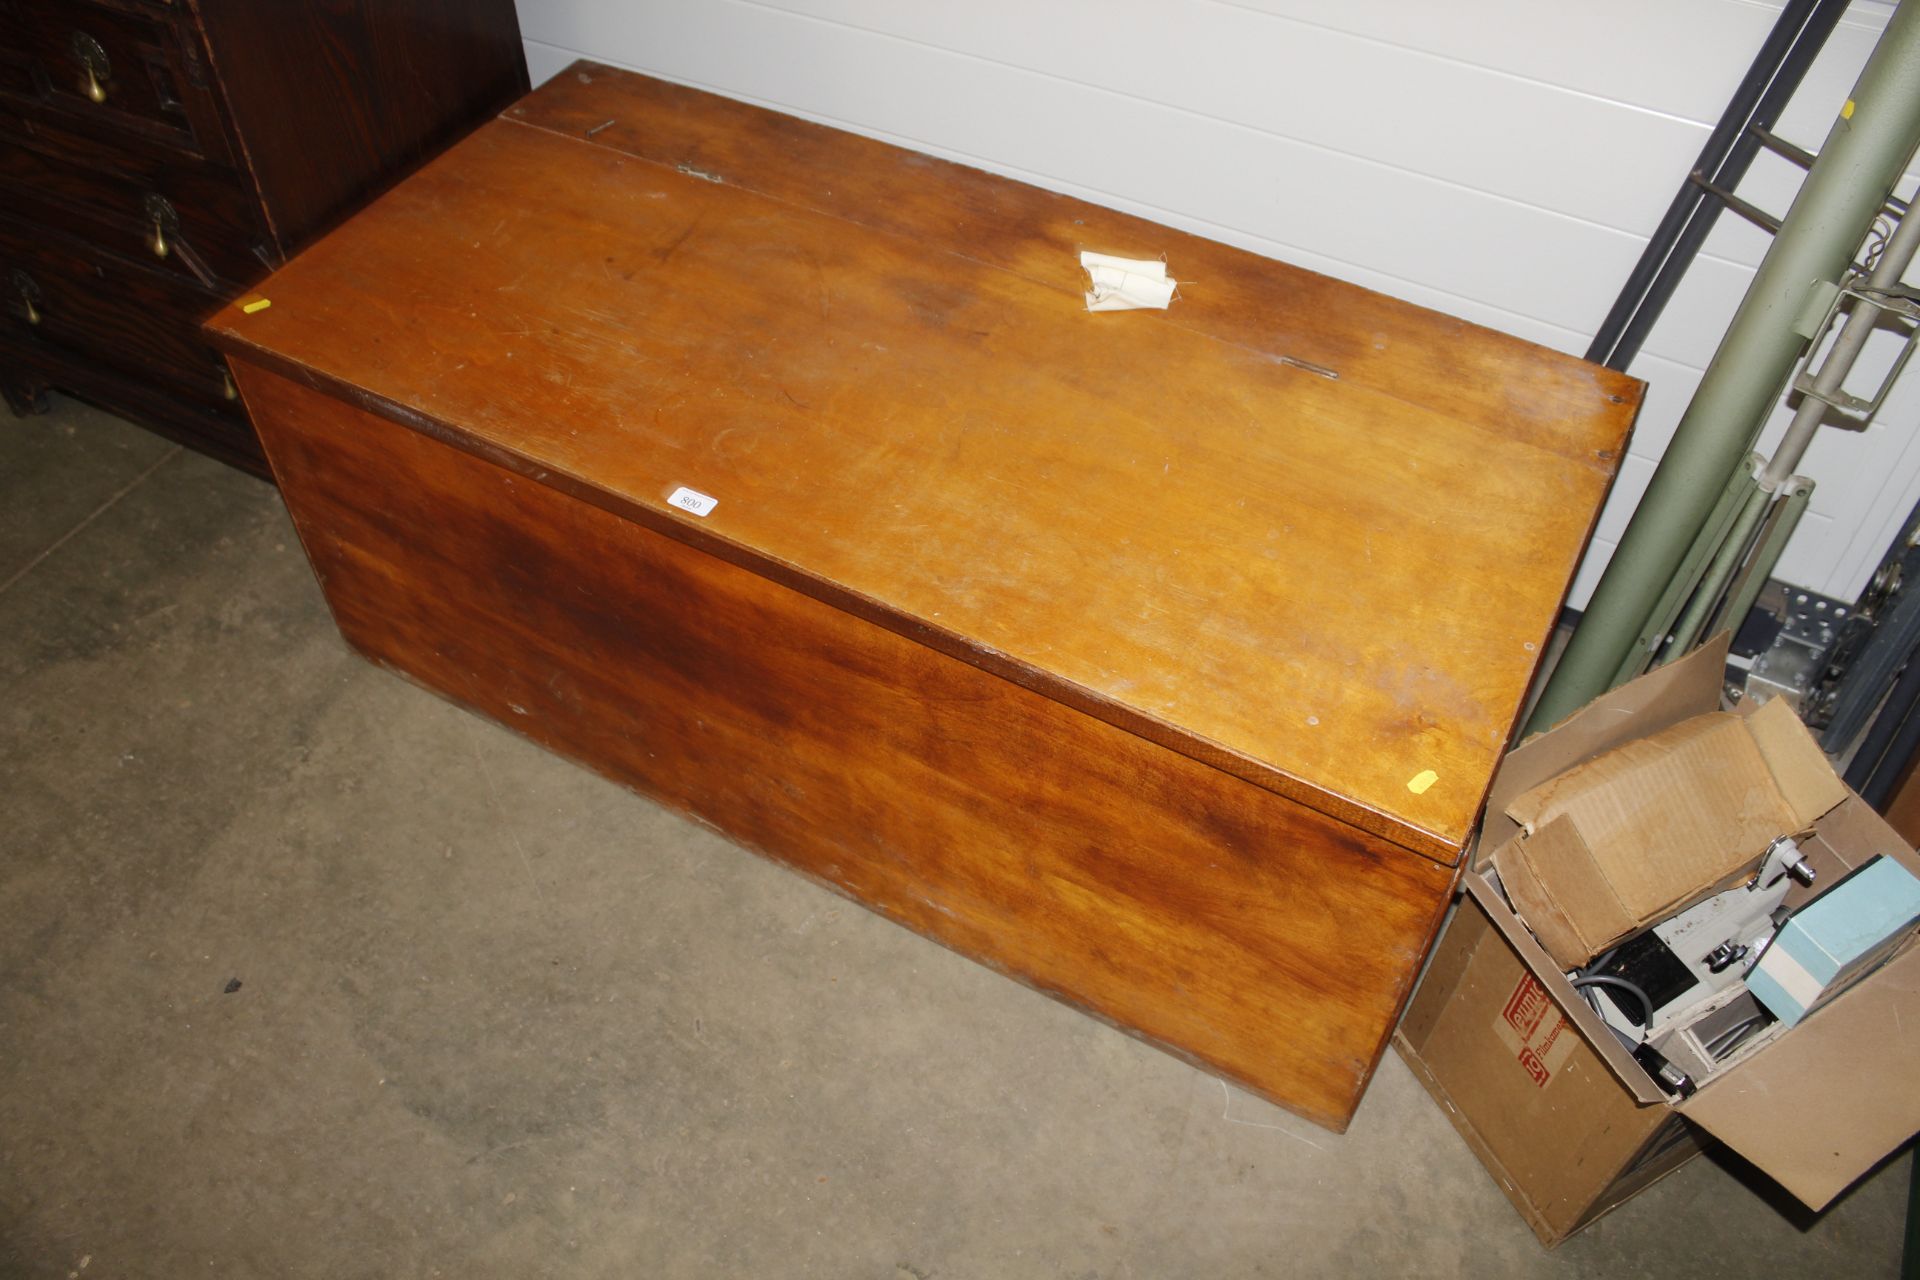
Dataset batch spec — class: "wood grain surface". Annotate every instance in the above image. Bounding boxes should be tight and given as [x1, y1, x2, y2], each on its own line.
[507, 65, 1644, 464]
[206, 66, 1639, 861]
[192, 0, 529, 252]
[0, 213, 237, 412]
[238, 361, 1458, 1131]
[1, 0, 526, 474]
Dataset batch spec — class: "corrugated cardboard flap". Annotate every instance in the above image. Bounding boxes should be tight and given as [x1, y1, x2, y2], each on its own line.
[1490, 638, 1852, 967]
[1678, 936, 1920, 1209]
[1491, 818, 1636, 970]
[1476, 637, 1728, 872]
[1814, 789, 1920, 866]
[1745, 694, 1851, 828]
[1505, 713, 1796, 921]
[1676, 795, 1920, 1207]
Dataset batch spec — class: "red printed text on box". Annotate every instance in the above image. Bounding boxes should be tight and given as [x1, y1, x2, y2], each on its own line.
[1493, 973, 1578, 1087]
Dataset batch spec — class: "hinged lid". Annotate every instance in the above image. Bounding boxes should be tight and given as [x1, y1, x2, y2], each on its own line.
[206, 63, 1639, 863]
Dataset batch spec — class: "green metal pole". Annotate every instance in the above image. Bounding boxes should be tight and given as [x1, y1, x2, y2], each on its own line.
[1667, 479, 1772, 656]
[1716, 479, 1813, 638]
[1760, 183, 1920, 490]
[1610, 458, 1760, 688]
[1528, 1, 1920, 734]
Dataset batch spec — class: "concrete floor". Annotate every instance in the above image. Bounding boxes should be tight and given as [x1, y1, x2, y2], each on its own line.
[2, 397, 1911, 1279]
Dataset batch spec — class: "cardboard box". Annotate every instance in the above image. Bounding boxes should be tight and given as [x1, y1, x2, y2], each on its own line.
[1492, 693, 1847, 969]
[1396, 639, 1920, 1246]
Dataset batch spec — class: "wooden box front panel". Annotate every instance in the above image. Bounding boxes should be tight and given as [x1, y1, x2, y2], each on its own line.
[241, 362, 1456, 1132]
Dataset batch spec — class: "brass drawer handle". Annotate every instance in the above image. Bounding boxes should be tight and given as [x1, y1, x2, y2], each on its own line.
[71, 32, 111, 104]
[144, 193, 179, 260]
[221, 367, 237, 400]
[9, 269, 41, 326]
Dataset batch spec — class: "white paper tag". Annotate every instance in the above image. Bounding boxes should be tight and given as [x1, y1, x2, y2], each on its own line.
[667, 486, 717, 517]
[1079, 250, 1177, 312]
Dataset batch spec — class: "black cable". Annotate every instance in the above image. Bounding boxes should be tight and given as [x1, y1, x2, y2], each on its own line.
[1578, 986, 1634, 1048]
[1571, 974, 1656, 1032]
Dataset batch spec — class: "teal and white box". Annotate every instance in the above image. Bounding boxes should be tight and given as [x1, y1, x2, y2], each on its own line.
[1748, 856, 1920, 1028]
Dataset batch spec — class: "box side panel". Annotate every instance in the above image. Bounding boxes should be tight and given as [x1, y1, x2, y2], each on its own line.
[1566, 1114, 1706, 1238]
[1393, 1031, 1569, 1248]
[1463, 870, 1669, 1104]
[1396, 893, 1670, 1239]
[1398, 1026, 1703, 1249]
[1396, 894, 1482, 1048]
[1884, 759, 1920, 846]
[239, 362, 1456, 1132]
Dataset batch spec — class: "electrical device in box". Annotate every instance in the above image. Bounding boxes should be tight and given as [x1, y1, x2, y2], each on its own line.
[1748, 854, 1920, 1026]
[1581, 834, 1814, 1042]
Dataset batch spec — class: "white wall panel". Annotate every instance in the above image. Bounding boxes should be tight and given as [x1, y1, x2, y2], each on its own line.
[513, 0, 1920, 606]
[1636, 254, 1757, 371]
[740, 0, 1710, 234]
[524, 37, 572, 87]
[1594, 454, 1660, 547]
[1223, 0, 1893, 121]
[1569, 536, 1617, 606]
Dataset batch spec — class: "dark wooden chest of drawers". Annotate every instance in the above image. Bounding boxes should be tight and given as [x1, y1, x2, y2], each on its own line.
[1, 0, 528, 474]
[209, 66, 1641, 1131]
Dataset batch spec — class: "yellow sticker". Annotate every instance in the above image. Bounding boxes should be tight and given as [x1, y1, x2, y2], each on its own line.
[241, 297, 272, 314]
[1406, 769, 1439, 795]
[1842, 99, 1855, 120]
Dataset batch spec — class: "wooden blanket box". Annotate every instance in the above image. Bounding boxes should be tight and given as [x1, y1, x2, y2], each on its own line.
[206, 64, 1639, 1132]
